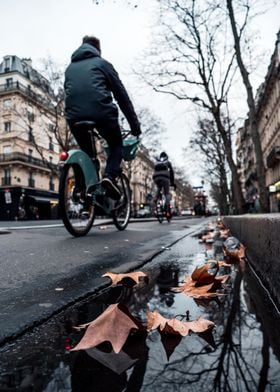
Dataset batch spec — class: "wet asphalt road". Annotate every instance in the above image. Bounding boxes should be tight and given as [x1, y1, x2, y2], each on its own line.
[1, 218, 280, 392]
[0, 217, 208, 344]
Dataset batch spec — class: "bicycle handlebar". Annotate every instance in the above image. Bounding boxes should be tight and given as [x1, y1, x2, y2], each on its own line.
[121, 131, 140, 141]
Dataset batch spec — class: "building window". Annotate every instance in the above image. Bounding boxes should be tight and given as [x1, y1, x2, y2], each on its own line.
[4, 122, 11, 132]
[2, 168, 11, 185]
[3, 99, 12, 109]
[28, 172, 35, 187]
[48, 123, 55, 132]
[3, 145, 12, 155]
[5, 78, 13, 88]
[28, 127, 34, 142]
[4, 57, 11, 72]
[49, 175, 55, 191]
[27, 112, 35, 123]
[49, 137, 54, 151]
[28, 149, 33, 162]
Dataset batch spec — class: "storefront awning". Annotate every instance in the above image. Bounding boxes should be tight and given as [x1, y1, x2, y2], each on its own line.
[28, 196, 58, 204]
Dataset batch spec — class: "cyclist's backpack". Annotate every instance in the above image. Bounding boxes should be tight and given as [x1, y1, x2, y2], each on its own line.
[154, 157, 169, 172]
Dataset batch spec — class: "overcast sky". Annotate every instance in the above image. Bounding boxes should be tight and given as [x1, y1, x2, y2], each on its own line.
[1, 0, 279, 186]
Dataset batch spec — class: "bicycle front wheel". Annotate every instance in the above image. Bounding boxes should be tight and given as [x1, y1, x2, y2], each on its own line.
[59, 164, 95, 237]
[112, 173, 131, 231]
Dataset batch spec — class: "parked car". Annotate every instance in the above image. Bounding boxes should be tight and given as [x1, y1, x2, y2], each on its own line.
[181, 209, 193, 216]
[135, 207, 152, 218]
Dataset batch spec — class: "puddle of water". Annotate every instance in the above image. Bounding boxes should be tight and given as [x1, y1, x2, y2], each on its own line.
[1, 228, 280, 391]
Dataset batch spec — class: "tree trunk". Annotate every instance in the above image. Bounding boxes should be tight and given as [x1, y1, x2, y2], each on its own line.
[226, 0, 269, 212]
[213, 112, 245, 214]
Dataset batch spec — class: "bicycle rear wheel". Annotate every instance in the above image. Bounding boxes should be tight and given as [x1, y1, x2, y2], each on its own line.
[155, 195, 164, 223]
[59, 164, 95, 236]
[112, 173, 131, 230]
[156, 203, 164, 223]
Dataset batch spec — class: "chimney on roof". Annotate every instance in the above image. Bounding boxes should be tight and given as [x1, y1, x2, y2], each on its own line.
[22, 58, 32, 68]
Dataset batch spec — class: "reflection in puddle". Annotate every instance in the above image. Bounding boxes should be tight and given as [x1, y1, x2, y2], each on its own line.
[1, 229, 280, 391]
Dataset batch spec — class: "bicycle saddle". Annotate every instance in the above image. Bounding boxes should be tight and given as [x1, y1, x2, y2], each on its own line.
[73, 121, 96, 130]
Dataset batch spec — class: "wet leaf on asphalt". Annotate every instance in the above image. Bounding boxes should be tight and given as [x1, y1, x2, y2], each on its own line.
[146, 310, 215, 336]
[191, 263, 218, 286]
[220, 229, 230, 239]
[71, 303, 144, 354]
[171, 274, 228, 298]
[223, 242, 246, 261]
[103, 271, 148, 286]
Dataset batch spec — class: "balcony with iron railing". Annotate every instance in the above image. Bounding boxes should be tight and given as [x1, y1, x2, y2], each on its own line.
[0, 81, 55, 111]
[1, 176, 11, 186]
[0, 152, 58, 172]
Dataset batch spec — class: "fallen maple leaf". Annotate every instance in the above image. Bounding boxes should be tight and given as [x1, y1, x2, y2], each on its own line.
[71, 303, 144, 354]
[217, 219, 226, 229]
[147, 310, 214, 336]
[103, 271, 148, 286]
[220, 229, 230, 239]
[172, 269, 229, 298]
[172, 276, 219, 298]
[223, 242, 246, 261]
[191, 263, 217, 286]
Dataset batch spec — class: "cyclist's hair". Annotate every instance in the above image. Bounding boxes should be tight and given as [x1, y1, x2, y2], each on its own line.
[82, 35, 101, 53]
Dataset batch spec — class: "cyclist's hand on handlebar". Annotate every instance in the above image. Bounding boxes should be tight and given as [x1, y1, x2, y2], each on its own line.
[131, 125, 141, 137]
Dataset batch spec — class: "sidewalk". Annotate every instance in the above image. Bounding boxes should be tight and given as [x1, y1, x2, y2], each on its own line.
[224, 213, 280, 309]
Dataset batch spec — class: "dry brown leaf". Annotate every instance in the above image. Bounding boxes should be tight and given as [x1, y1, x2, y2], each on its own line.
[172, 272, 229, 298]
[71, 303, 143, 354]
[191, 264, 217, 286]
[223, 243, 246, 261]
[220, 229, 230, 239]
[103, 271, 148, 286]
[217, 220, 226, 229]
[172, 276, 219, 298]
[147, 310, 215, 336]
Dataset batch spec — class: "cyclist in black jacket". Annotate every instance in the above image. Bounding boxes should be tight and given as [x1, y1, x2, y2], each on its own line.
[153, 152, 176, 214]
[64, 35, 141, 199]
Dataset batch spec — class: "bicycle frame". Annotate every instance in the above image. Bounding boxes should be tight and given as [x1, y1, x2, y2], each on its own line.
[61, 149, 99, 187]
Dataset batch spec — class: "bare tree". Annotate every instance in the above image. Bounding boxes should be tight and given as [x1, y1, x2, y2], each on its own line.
[226, 0, 269, 212]
[190, 117, 231, 214]
[38, 57, 73, 152]
[132, 0, 245, 213]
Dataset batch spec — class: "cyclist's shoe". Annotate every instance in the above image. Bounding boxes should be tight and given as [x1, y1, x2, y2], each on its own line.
[101, 176, 121, 200]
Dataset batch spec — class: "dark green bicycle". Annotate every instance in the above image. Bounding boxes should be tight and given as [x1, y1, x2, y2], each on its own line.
[59, 121, 139, 237]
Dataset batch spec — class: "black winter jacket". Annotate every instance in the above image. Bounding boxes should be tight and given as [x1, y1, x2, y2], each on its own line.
[64, 44, 140, 132]
[153, 157, 175, 185]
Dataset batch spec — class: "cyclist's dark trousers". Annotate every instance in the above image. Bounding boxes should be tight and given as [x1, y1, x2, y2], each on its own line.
[71, 119, 123, 179]
[155, 178, 171, 205]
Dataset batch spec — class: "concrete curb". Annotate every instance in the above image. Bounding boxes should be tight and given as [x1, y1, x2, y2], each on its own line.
[224, 214, 280, 307]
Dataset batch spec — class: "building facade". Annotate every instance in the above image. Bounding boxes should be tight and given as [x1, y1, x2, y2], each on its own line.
[236, 30, 280, 212]
[255, 31, 280, 212]
[0, 55, 61, 220]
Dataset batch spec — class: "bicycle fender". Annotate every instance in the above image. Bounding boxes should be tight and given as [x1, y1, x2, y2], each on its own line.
[62, 149, 99, 186]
